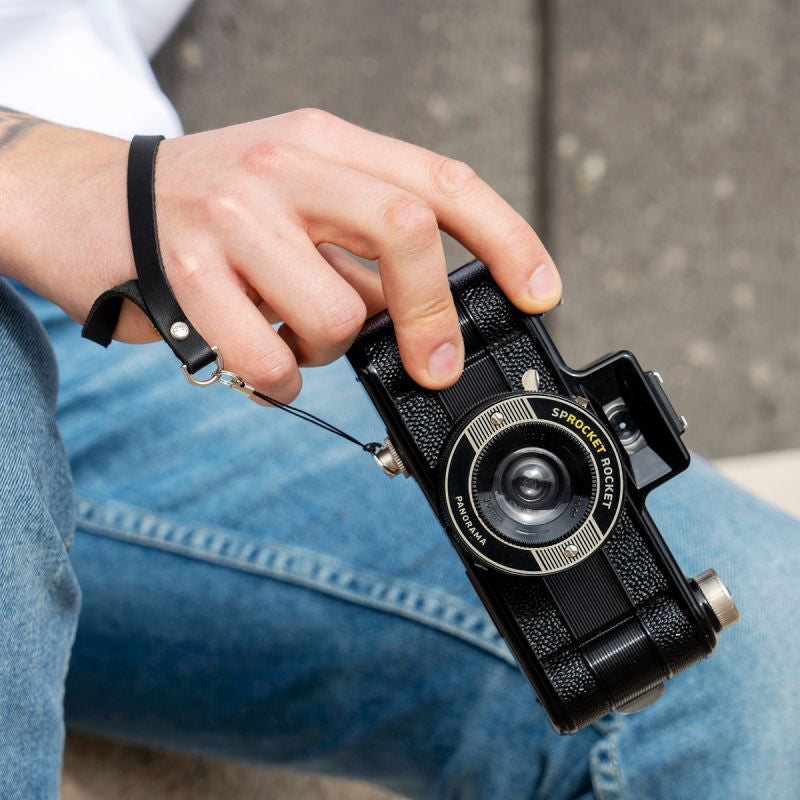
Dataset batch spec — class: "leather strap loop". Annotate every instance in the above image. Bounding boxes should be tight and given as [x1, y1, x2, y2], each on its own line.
[82, 279, 148, 345]
[82, 135, 216, 375]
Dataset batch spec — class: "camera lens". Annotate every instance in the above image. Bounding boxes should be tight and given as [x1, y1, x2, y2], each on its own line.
[472, 423, 593, 546]
[507, 457, 558, 506]
[605, 402, 644, 451]
[444, 395, 628, 572]
[494, 449, 571, 527]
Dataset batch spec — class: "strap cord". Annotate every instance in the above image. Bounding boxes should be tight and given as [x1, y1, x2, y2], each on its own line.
[252, 387, 379, 453]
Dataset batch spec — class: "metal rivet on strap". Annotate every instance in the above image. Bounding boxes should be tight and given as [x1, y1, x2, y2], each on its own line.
[170, 321, 189, 340]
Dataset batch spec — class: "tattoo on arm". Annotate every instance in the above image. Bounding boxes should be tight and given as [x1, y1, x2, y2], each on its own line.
[0, 107, 43, 152]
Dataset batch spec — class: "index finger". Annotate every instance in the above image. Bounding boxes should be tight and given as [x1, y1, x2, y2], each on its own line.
[283, 111, 562, 314]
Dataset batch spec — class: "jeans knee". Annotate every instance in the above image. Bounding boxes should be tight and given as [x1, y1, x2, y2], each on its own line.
[0, 281, 74, 546]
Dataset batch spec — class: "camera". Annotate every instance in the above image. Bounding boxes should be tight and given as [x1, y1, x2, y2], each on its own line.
[347, 259, 739, 734]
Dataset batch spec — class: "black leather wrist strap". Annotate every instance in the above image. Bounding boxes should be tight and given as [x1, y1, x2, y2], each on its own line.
[81, 135, 379, 452]
[82, 135, 217, 375]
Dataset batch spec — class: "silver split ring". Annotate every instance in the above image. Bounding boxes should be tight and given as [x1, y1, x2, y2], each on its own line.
[181, 346, 224, 387]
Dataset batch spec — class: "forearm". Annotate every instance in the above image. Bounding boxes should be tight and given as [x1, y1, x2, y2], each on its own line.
[0, 107, 44, 151]
[0, 109, 133, 322]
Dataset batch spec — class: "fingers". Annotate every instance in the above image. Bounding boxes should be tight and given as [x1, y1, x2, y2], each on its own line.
[149, 112, 560, 399]
[281, 109, 562, 314]
[214, 207, 369, 367]
[376, 204, 462, 388]
[160, 243, 303, 403]
[317, 244, 385, 317]
[265, 156, 463, 387]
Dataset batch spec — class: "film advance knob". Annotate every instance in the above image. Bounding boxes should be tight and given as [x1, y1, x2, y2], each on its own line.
[693, 568, 740, 631]
[372, 437, 409, 479]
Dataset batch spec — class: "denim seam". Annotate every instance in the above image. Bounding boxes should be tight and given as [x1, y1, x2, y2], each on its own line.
[74, 494, 513, 666]
[589, 724, 631, 800]
[591, 711, 625, 736]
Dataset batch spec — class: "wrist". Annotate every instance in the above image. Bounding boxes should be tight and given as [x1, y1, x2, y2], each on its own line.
[0, 120, 134, 321]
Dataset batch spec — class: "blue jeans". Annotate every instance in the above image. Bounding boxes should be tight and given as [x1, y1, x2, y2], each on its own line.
[2, 278, 799, 799]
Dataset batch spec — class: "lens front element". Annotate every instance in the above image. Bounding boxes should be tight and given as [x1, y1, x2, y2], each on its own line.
[496, 448, 570, 526]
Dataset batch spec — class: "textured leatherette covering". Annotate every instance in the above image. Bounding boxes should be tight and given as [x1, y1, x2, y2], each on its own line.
[347, 260, 712, 733]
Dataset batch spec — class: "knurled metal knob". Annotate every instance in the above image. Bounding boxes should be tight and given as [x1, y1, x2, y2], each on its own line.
[372, 437, 409, 479]
[693, 568, 740, 631]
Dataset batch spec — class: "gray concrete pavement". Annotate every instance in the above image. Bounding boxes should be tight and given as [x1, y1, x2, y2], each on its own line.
[549, 0, 800, 458]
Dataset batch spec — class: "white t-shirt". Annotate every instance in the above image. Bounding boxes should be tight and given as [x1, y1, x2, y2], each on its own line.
[0, 0, 191, 138]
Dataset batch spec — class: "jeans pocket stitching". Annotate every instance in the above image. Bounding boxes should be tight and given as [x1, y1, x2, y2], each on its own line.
[75, 493, 515, 666]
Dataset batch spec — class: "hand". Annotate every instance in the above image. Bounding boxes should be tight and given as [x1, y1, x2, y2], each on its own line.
[0, 108, 561, 401]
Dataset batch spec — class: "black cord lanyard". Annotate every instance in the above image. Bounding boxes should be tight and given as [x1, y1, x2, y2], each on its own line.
[253, 391, 380, 454]
[214, 363, 380, 454]
[82, 135, 381, 456]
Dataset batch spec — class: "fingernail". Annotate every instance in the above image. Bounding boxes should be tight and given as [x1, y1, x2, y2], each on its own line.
[528, 263, 561, 300]
[427, 341, 459, 382]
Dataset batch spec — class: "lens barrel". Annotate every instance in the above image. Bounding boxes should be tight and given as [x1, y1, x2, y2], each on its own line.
[441, 393, 625, 575]
[472, 418, 595, 548]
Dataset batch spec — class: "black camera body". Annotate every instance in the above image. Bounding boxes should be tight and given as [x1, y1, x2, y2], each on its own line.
[347, 259, 738, 734]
